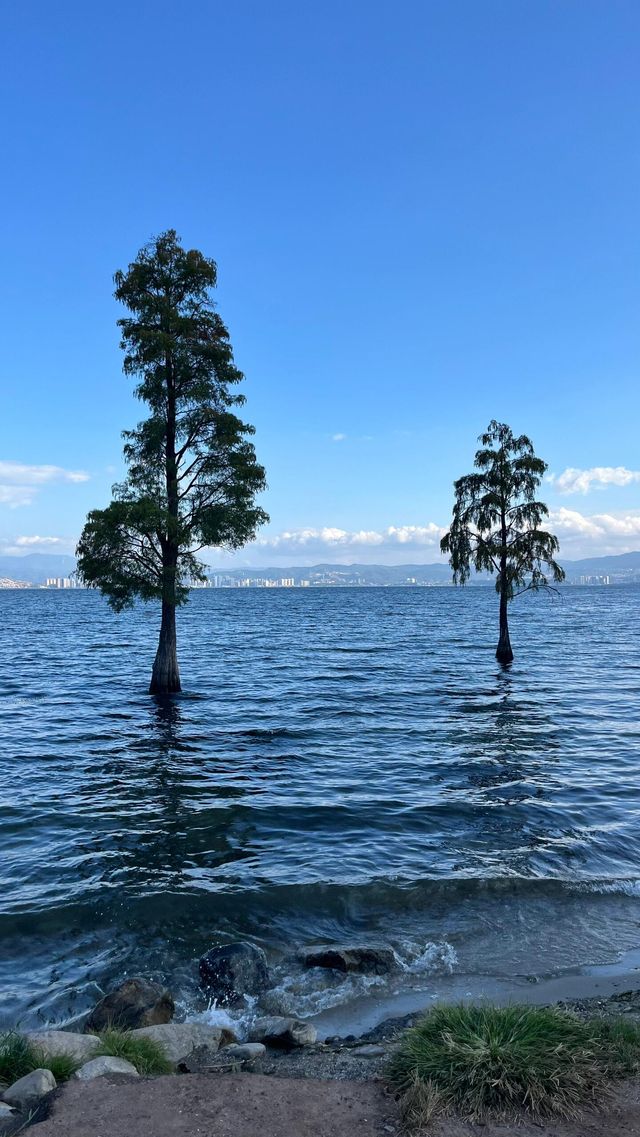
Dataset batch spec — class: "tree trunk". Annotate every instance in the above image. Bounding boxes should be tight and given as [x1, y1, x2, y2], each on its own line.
[496, 590, 513, 665]
[149, 598, 181, 694]
[149, 337, 182, 696]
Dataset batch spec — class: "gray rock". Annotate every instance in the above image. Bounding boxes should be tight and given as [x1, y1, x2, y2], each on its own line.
[84, 977, 174, 1032]
[220, 1043, 266, 1062]
[349, 1043, 387, 1057]
[129, 1022, 227, 1064]
[3, 1069, 56, 1111]
[179, 1042, 267, 1073]
[248, 1015, 317, 1048]
[199, 942, 269, 1005]
[0, 1104, 22, 1137]
[74, 1056, 139, 1080]
[27, 1030, 100, 1063]
[301, 944, 397, 975]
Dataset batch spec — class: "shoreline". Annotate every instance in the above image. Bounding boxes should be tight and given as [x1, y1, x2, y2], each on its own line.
[3, 978, 640, 1136]
[306, 946, 640, 1040]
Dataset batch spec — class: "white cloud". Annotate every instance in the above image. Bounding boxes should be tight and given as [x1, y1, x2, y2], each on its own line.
[206, 510, 640, 567]
[256, 524, 446, 554]
[550, 466, 640, 495]
[0, 461, 89, 507]
[205, 523, 449, 564]
[0, 534, 74, 556]
[331, 433, 347, 442]
[549, 507, 640, 555]
[14, 535, 69, 547]
[0, 486, 33, 508]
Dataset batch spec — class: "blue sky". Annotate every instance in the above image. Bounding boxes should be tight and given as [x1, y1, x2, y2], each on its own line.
[1, 0, 639, 566]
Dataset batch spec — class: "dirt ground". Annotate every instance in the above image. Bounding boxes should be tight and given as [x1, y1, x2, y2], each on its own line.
[28, 1072, 399, 1137]
[416, 1082, 640, 1137]
[419, 1080, 640, 1137]
[26, 1071, 640, 1137]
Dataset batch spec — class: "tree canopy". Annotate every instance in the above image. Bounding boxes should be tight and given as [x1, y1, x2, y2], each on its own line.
[77, 230, 268, 692]
[440, 420, 564, 662]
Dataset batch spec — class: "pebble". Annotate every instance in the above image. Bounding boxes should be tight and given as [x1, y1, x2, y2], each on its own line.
[349, 1044, 387, 1058]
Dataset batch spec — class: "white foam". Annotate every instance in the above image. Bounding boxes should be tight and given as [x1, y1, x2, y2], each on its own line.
[397, 939, 458, 975]
[574, 879, 640, 898]
[188, 997, 255, 1039]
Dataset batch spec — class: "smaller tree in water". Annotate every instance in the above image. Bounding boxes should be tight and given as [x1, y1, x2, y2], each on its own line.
[440, 420, 564, 664]
[77, 230, 268, 694]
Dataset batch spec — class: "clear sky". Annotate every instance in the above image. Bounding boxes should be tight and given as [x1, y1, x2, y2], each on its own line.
[1, 0, 639, 566]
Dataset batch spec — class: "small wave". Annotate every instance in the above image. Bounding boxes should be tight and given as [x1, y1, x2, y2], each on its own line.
[237, 939, 458, 1023]
[398, 940, 458, 975]
[262, 969, 386, 1020]
[574, 879, 640, 898]
[189, 999, 256, 1039]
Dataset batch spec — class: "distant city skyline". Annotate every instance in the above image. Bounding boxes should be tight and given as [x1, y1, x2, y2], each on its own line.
[2, 548, 639, 588]
[2, 2, 639, 565]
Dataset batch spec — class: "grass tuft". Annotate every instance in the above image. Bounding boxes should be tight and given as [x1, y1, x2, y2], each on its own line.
[399, 1071, 444, 1130]
[387, 1003, 640, 1123]
[95, 1029, 173, 1075]
[0, 1032, 79, 1086]
[37, 1051, 80, 1082]
[0, 1032, 40, 1087]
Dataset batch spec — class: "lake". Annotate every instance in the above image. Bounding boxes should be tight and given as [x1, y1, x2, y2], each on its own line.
[1, 585, 639, 1031]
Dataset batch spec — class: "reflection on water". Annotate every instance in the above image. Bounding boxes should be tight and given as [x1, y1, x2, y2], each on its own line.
[0, 585, 639, 1026]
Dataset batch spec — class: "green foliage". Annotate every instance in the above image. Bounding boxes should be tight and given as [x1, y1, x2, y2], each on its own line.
[387, 1004, 640, 1122]
[41, 1051, 80, 1082]
[95, 1029, 173, 1075]
[440, 420, 564, 599]
[77, 230, 268, 614]
[0, 1032, 38, 1087]
[0, 1032, 79, 1087]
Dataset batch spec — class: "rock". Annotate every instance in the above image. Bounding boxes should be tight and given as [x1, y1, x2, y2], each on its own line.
[220, 1043, 266, 1062]
[199, 942, 269, 1005]
[248, 1016, 317, 1049]
[129, 1023, 227, 1064]
[178, 1042, 266, 1073]
[0, 1102, 21, 1137]
[74, 1056, 139, 1081]
[301, 944, 397, 975]
[84, 978, 174, 1032]
[27, 1030, 100, 1063]
[349, 1044, 387, 1058]
[3, 1069, 56, 1111]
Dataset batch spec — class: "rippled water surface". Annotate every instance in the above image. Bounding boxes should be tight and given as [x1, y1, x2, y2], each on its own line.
[1, 586, 639, 1028]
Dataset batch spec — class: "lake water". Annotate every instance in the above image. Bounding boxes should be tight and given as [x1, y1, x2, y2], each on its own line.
[1, 585, 640, 1032]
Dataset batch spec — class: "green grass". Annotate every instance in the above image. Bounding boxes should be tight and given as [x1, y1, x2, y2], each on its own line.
[41, 1051, 80, 1082]
[95, 1029, 173, 1075]
[0, 1027, 172, 1086]
[387, 1003, 640, 1123]
[0, 1032, 39, 1087]
[0, 1032, 79, 1087]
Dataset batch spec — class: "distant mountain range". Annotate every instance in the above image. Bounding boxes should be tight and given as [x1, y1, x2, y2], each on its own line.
[0, 553, 76, 583]
[2, 550, 640, 585]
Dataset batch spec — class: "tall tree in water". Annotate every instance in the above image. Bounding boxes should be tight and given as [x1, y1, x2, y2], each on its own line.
[440, 420, 564, 664]
[77, 230, 268, 694]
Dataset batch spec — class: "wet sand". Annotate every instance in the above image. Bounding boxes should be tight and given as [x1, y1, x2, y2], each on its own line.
[309, 947, 640, 1039]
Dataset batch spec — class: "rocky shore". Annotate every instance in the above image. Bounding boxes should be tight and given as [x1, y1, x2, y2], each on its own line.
[2, 940, 640, 1135]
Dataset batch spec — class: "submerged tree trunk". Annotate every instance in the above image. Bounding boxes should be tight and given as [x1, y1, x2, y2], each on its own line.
[496, 590, 513, 665]
[149, 341, 182, 696]
[149, 598, 181, 694]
